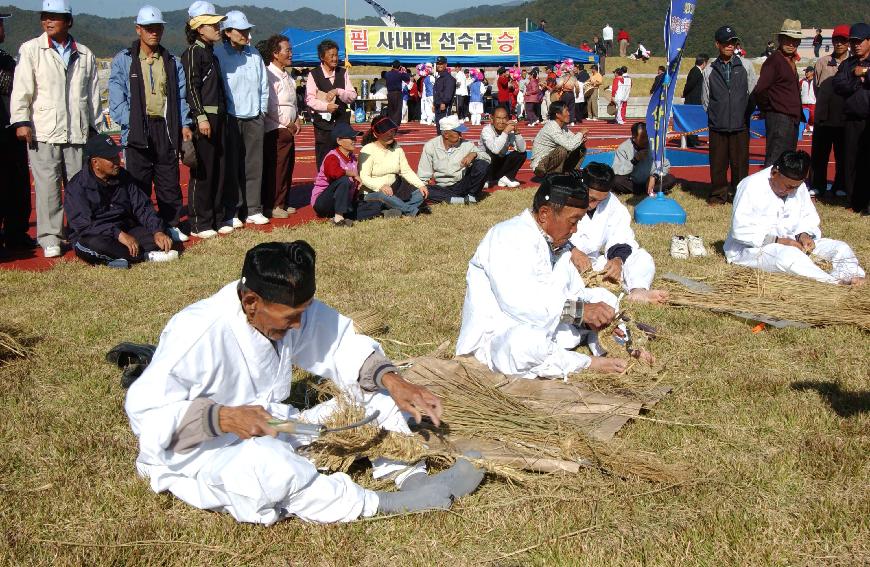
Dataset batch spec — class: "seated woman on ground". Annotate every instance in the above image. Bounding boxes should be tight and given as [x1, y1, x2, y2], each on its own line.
[310, 122, 363, 227]
[358, 116, 430, 218]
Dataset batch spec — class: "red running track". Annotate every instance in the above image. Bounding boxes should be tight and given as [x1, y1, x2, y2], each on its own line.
[1, 119, 816, 272]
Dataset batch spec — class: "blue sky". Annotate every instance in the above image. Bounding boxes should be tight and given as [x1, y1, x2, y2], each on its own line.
[7, 0, 517, 18]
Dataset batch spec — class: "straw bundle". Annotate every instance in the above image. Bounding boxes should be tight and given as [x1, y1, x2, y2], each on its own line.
[404, 360, 684, 482]
[348, 309, 389, 337]
[582, 270, 623, 294]
[664, 268, 870, 330]
[0, 324, 31, 365]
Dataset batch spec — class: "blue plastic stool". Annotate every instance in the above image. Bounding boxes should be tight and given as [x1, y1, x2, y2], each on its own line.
[634, 192, 687, 225]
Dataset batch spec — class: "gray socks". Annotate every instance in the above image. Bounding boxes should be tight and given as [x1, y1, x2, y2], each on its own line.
[375, 483, 452, 514]
[398, 456, 485, 500]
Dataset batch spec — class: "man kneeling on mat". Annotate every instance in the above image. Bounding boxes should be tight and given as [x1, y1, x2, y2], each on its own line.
[125, 241, 484, 525]
[64, 134, 176, 268]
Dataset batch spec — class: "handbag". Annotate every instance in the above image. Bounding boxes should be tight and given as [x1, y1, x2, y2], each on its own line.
[607, 101, 617, 116]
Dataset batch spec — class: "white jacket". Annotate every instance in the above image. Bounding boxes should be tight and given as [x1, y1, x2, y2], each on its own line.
[10, 33, 101, 144]
[569, 193, 639, 257]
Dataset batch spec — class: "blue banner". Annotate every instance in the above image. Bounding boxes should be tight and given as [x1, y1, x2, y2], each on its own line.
[646, 0, 697, 179]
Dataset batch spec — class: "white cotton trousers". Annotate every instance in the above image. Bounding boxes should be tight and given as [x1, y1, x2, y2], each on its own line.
[469, 102, 484, 125]
[727, 238, 865, 284]
[186, 392, 422, 525]
[420, 96, 434, 124]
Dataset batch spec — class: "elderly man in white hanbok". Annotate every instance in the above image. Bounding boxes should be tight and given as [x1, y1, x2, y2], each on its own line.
[456, 173, 629, 379]
[125, 241, 483, 526]
[724, 150, 865, 285]
[569, 163, 669, 303]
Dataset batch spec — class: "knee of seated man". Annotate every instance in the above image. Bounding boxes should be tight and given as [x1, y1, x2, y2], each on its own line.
[492, 324, 552, 359]
[220, 436, 319, 502]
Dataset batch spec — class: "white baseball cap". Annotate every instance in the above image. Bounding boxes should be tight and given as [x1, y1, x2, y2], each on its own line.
[221, 10, 254, 31]
[42, 0, 72, 14]
[188, 0, 218, 18]
[438, 115, 468, 133]
[136, 5, 165, 25]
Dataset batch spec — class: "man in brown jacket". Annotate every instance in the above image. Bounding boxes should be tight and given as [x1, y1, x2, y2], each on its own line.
[585, 64, 603, 120]
[753, 19, 803, 166]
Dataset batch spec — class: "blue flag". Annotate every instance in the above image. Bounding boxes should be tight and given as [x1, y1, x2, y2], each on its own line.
[645, 0, 697, 182]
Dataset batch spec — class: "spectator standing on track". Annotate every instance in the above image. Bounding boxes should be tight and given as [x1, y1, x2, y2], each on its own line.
[617, 28, 630, 57]
[753, 19, 803, 166]
[611, 67, 630, 125]
[384, 59, 408, 129]
[420, 64, 435, 125]
[0, 11, 36, 253]
[832, 23, 870, 215]
[468, 69, 485, 126]
[454, 67, 469, 120]
[496, 67, 513, 112]
[799, 66, 816, 135]
[306, 39, 357, 170]
[810, 24, 850, 200]
[109, 5, 193, 244]
[433, 56, 455, 134]
[262, 34, 301, 220]
[593, 36, 606, 76]
[10, 0, 100, 258]
[602, 24, 614, 56]
[182, 1, 228, 239]
[480, 106, 525, 188]
[524, 68, 542, 125]
[702, 25, 757, 205]
[682, 54, 708, 148]
[585, 64, 602, 121]
[215, 10, 270, 228]
[812, 29, 823, 59]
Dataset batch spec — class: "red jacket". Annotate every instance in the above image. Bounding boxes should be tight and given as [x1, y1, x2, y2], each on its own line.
[497, 75, 513, 103]
[617, 30, 630, 42]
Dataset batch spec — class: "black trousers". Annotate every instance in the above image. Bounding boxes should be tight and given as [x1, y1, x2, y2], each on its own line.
[612, 173, 677, 195]
[487, 151, 526, 182]
[313, 176, 355, 218]
[0, 127, 32, 242]
[427, 159, 490, 203]
[562, 92, 576, 123]
[842, 118, 870, 212]
[434, 107, 448, 134]
[525, 102, 540, 124]
[187, 114, 224, 233]
[74, 224, 158, 266]
[125, 117, 183, 228]
[708, 129, 749, 204]
[387, 90, 403, 128]
[763, 111, 798, 166]
[574, 101, 586, 123]
[811, 124, 845, 193]
[314, 126, 336, 172]
[456, 95, 469, 119]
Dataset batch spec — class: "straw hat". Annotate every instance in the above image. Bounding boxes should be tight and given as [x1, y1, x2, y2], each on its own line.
[778, 19, 802, 39]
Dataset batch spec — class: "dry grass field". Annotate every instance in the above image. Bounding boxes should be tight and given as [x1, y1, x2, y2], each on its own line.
[1, 184, 868, 566]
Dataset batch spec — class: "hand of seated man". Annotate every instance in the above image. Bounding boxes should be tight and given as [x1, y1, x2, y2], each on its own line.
[381, 372, 443, 427]
[118, 231, 139, 257]
[218, 405, 278, 440]
[602, 258, 624, 283]
[582, 301, 616, 331]
[570, 248, 592, 272]
[154, 232, 173, 252]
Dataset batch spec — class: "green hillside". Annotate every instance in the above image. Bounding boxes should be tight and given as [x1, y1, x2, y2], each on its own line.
[1, 2, 867, 59]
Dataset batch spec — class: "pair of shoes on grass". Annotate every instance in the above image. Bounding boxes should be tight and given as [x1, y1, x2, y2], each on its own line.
[670, 235, 707, 259]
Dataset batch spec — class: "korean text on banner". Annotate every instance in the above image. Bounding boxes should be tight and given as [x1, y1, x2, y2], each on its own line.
[645, 0, 697, 174]
[345, 26, 520, 58]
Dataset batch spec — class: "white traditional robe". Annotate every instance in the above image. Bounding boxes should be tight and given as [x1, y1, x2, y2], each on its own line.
[724, 167, 864, 284]
[125, 282, 418, 525]
[456, 209, 618, 379]
[569, 193, 656, 291]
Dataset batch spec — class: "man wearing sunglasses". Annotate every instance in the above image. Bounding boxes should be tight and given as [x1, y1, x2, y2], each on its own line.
[701, 25, 757, 205]
[833, 23, 870, 215]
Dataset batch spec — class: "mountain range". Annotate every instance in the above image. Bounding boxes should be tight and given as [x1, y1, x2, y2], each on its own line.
[1, 2, 868, 61]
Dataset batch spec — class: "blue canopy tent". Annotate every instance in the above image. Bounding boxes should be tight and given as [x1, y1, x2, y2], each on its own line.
[281, 28, 596, 66]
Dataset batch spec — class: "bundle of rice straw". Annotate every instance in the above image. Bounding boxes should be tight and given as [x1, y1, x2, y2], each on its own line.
[403, 360, 684, 482]
[348, 309, 389, 337]
[0, 324, 30, 365]
[664, 268, 870, 331]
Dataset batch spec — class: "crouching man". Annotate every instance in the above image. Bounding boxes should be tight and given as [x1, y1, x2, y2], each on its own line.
[569, 162, 669, 303]
[64, 134, 176, 268]
[125, 241, 483, 525]
[724, 150, 865, 285]
[455, 172, 628, 378]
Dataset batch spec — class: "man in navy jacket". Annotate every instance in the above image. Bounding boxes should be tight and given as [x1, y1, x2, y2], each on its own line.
[64, 134, 176, 268]
[433, 56, 456, 134]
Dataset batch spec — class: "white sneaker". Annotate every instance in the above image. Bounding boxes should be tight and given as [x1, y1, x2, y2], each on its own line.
[501, 176, 521, 188]
[167, 227, 189, 242]
[483, 181, 490, 189]
[225, 217, 243, 229]
[245, 213, 270, 225]
[191, 229, 218, 239]
[670, 235, 689, 259]
[808, 188, 818, 197]
[147, 250, 179, 263]
[217, 225, 234, 235]
[686, 235, 707, 257]
[44, 244, 62, 258]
